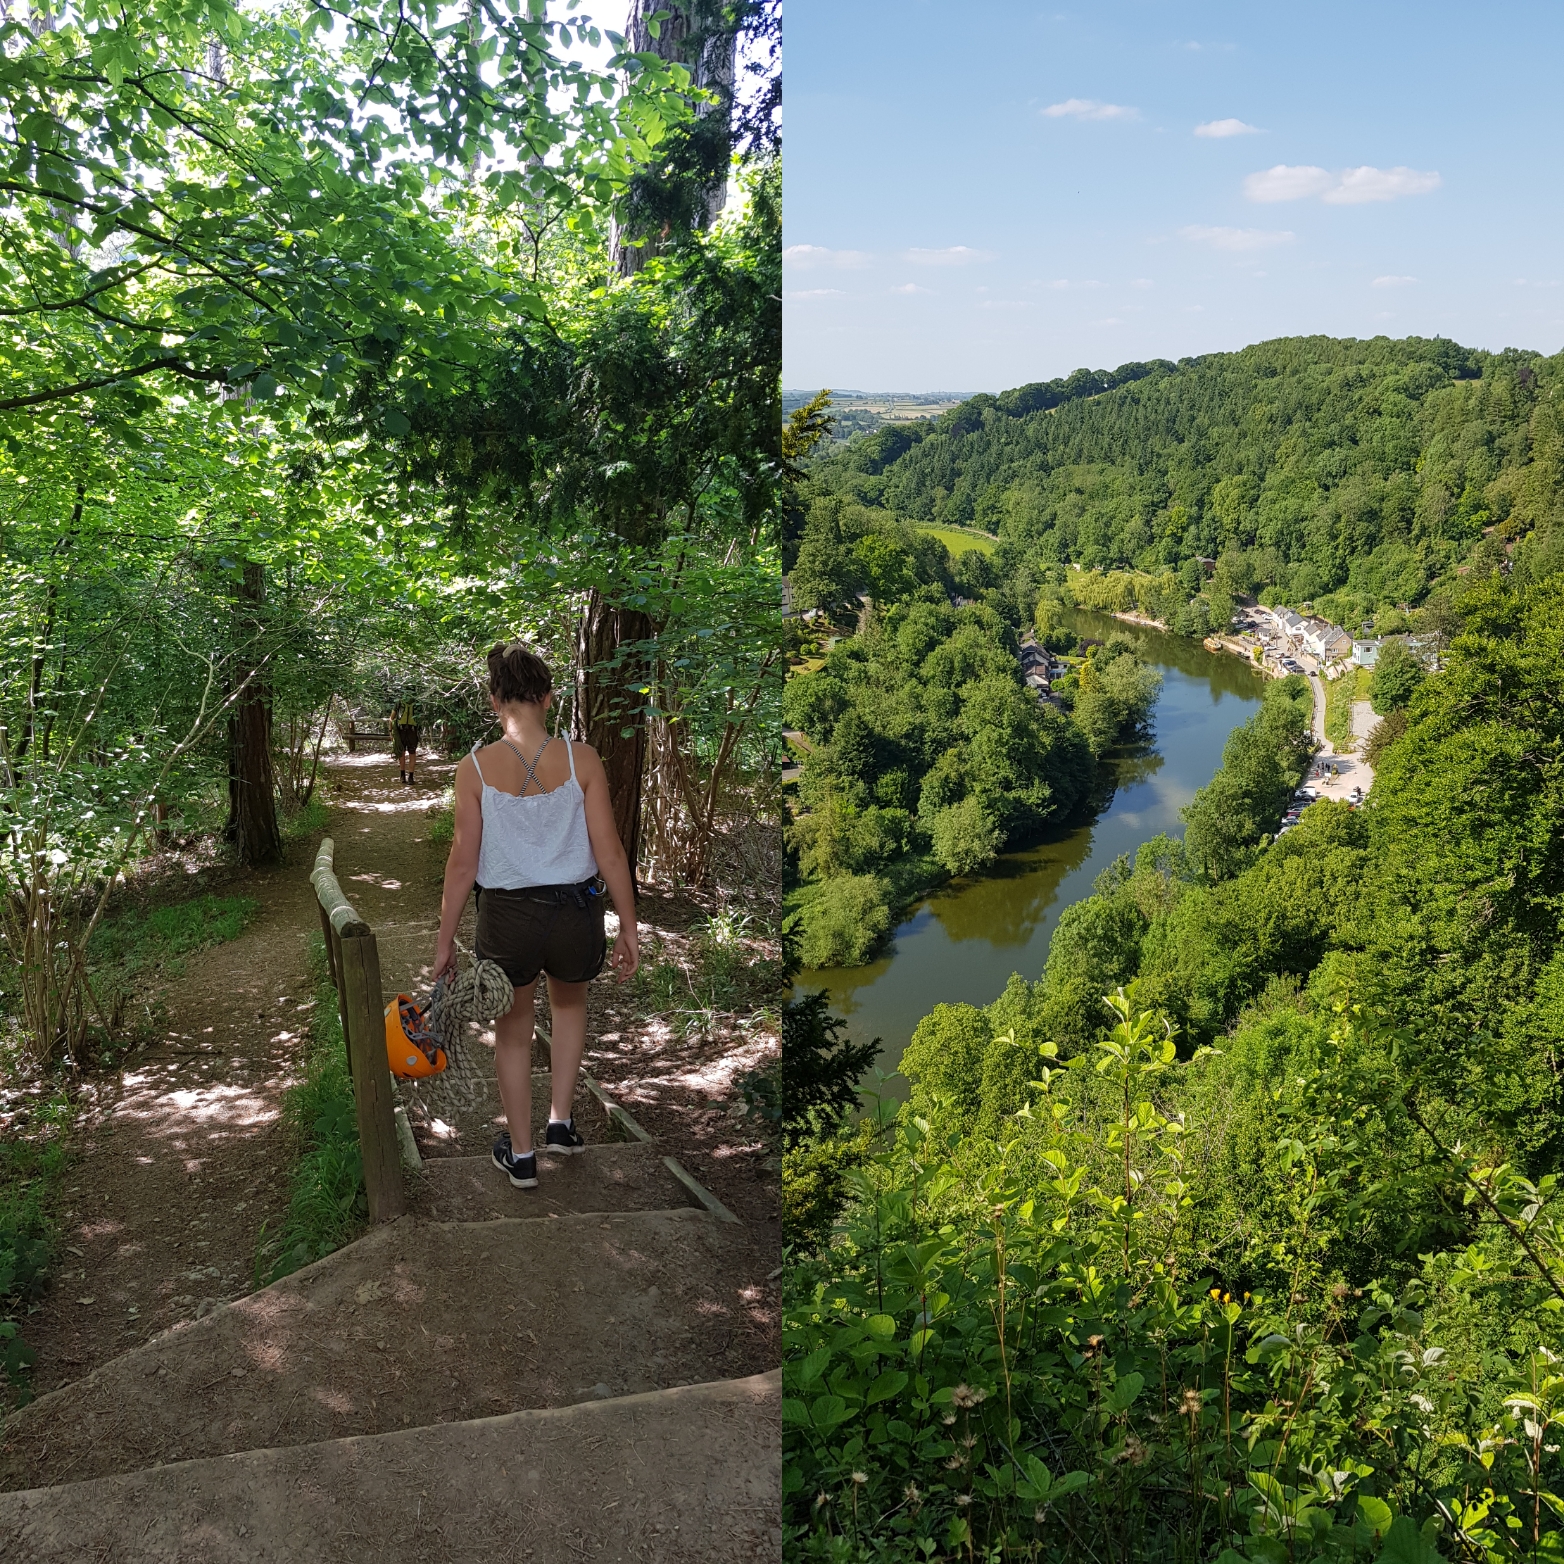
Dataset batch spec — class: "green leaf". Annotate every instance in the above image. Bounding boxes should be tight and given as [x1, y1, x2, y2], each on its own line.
[383, 410, 412, 437]
[865, 1370, 907, 1405]
[1376, 1516, 1441, 1564]
[1105, 1370, 1144, 1413]
[1357, 1495, 1394, 1535]
[810, 1393, 851, 1431]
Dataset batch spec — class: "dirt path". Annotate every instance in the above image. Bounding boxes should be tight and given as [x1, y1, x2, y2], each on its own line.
[17, 752, 440, 1398]
[19, 746, 778, 1399]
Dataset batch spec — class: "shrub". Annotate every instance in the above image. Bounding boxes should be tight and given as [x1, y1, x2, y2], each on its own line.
[1370, 636, 1425, 713]
[798, 876, 892, 968]
[928, 796, 1002, 877]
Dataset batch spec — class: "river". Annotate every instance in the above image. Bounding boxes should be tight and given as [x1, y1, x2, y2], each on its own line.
[795, 609, 1268, 1081]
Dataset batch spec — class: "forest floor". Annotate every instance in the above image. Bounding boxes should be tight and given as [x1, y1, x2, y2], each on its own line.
[8, 748, 779, 1406]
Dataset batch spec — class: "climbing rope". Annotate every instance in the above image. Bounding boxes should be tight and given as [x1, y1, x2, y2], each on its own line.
[427, 937, 514, 1053]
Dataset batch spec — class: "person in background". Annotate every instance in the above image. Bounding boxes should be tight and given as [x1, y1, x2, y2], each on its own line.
[431, 643, 639, 1189]
[393, 699, 421, 787]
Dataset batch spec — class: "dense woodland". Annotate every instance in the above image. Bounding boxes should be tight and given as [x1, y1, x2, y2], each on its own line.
[789, 336, 1564, 642]
[0, 0, 779, 1384]
[783, 343, 1564, 1561]
[784, 588, 1161, 967]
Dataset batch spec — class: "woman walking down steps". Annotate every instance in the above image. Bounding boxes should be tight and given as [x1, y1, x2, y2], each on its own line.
[433, 642, 640, 1190]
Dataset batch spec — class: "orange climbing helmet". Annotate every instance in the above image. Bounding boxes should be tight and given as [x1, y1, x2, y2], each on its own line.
[385, 993, 447, 1079]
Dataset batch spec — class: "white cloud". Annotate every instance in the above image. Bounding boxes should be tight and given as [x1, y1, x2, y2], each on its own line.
[1371, 275, 1418, 288]
[1242, 164, 1441, 204]
[1043, 97, 1137, 121]
[785, 288, 846, 299]
[1130, 278, 1153, 289]
[1033, 277, 1103, 290]
[890, 283, 932, 295]
[1195, 118, 1261, 138]
[783, 244, 873, 270]
[1243, 165, 1334, 202]
[1324, 166, 1442, 204]
[904, 246, 995, 266]
[1180, 224, 1295, 252]
[978, 300, 1032, 311]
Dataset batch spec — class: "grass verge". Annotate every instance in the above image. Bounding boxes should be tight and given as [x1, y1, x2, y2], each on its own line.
[89, 892, 257, 977]
[253, 933, 367, 1287]
[1325, 664, 1372, 751]
[427, 788, 455, 849]
[0, 1080, 71, 1405]
[281, 795, 331, 842]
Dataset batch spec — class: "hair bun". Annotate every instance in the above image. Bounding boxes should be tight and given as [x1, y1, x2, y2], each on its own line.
[487, 643, 552, 706]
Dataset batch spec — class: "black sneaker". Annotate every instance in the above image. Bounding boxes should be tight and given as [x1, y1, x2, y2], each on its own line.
[543, 1118, 585, 1154]
[491, 1132, 538, 1188]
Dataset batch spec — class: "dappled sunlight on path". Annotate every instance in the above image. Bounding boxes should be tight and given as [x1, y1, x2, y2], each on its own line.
[15, 749, 452, 1398]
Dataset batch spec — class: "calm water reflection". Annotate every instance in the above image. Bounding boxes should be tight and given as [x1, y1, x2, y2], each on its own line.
[796, 610, 1268, 1079]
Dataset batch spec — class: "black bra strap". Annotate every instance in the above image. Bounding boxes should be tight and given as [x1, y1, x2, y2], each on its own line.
[501, 736, 552, 795]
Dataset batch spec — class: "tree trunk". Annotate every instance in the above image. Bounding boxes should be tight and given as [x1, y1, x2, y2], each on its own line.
[226, 561, 282, 867]
[610, 0, 738, 276]
[574, 590, 653, 883]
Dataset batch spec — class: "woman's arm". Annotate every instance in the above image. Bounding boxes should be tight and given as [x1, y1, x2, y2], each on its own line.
[433, 755, 483, 980]
[575, 742, 639, 980]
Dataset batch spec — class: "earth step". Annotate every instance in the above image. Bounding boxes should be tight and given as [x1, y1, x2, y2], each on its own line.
[0, 1208, 768, 1493]
[399, 1069, 630, 1159]
[409, 1141, 699, 1222]
[0, 1370, 782, 1563]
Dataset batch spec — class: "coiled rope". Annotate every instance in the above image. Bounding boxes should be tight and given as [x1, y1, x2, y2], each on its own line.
[427, 938, 514, 1052]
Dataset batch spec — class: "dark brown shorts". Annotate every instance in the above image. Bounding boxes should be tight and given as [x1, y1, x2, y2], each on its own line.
[473, 885, 607, 987]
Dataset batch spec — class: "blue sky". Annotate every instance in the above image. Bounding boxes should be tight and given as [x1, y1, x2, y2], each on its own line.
[784, 1, 1564, 392]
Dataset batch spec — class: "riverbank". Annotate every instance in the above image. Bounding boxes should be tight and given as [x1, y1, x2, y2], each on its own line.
[796, 609, 1268, 1073]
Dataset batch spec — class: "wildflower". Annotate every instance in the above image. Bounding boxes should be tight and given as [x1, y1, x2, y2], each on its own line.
[961, 1434, 978, 1450]
[814, 1491, 830, 1509]
[955, 1494, 973, 1506]
[1179, 1387, 1203, 1417]
[945, 1456, 965, 1470]
[851, 1471, 868, 1486]
[1034, 1508, 1050, 1525]
[904, 1483, 921, 1511]
[1124, 1435, 1148, 1465]
[1331, 1282, 1350, 1301]
[951, 1383, 987, 1408]
[941, 1412, 956, 1425]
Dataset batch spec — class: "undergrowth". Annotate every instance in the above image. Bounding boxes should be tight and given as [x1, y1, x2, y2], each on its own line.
[426, 789, 455, 849]
[0, 1081, 72, 1403]
[89, 892, 257, 983]
[253, 933, 366, 1286]
[281, 795, 331, 842]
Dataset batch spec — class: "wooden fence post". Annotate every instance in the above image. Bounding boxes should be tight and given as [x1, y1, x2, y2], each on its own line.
[336, 930, 405, 1223]
[309, 836, 405, 1224]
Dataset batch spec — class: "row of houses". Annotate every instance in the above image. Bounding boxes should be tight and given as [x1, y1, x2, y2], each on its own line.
[1239, 606, 1380, 675]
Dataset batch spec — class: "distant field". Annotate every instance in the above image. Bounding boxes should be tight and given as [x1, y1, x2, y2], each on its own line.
[783, 389, 975, 438]
[914, 524, 998, 556]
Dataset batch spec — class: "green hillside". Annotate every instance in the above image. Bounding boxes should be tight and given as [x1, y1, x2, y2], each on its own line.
[795, 336, 1564, 635]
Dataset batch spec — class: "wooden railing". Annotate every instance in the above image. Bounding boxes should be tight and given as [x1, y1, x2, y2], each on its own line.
[309, 837, 406, 1222]
[345, 719, 392, 753]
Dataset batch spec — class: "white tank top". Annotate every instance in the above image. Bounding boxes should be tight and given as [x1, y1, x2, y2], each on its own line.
[471, 738, 599, 890]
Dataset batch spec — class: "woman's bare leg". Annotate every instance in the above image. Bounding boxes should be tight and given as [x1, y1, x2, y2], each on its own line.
[545, 977, 588, 1122]
[493, 979, 538, 1152]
